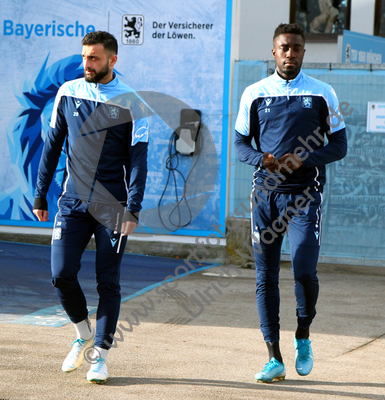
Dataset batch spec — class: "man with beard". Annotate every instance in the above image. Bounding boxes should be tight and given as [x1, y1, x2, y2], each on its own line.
[235, 23, 347, 382]
[33, 31, 149, 384]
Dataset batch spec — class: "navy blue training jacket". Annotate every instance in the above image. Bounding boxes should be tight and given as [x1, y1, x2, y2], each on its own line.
[235, 69, 347, 193]
[34, 73, 149, 221]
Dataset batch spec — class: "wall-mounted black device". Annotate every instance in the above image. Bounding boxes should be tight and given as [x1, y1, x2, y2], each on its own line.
[175, 109, 202, 155]
[158, 108, 202, 231]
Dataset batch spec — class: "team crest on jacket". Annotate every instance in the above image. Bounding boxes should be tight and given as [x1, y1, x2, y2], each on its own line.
[302, 97, 312, 108]
[109, 106, 119, 119]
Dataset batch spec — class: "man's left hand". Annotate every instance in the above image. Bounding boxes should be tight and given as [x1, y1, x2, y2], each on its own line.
[278, 153, 303, 172]
[121, 221, 138, 236]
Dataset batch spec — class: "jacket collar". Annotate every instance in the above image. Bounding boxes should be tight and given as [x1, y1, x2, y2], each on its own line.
[87, 71, 119, 89]
[272, 69, 304, 85]
[98, 71, 119, 89]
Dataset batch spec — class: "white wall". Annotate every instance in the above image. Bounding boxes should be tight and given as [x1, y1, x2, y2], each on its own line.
[304, 42, 338, 63]
[350, 0, 376, 35]
[237, 0, 290, 60]
[235, 0, 378, 63]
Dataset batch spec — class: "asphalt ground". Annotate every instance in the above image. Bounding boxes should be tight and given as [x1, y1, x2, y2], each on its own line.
[1, 254, 385, 399]
[0, 241, 212, 326]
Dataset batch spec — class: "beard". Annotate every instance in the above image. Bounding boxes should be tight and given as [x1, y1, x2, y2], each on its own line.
[84, 61, 110, 83]
[280, 61, 300, 80]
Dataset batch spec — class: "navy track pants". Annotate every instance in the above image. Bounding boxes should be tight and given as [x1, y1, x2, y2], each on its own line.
[51, 198, 127, 349]
[251, 187, 322, 342]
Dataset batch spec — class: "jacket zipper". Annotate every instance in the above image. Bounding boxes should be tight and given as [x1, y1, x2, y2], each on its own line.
[286, 80, 290, 109]
[96, 83, 100, 104]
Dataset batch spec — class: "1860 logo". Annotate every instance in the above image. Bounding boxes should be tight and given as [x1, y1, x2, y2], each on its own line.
[122, 14, 144, 45]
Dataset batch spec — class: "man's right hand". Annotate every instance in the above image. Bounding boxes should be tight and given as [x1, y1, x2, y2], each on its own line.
[263, 152, 280, 172]
[33, 209, 49, 222]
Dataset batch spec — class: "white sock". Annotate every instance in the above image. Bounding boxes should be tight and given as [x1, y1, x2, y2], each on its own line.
[74, 317, 93, 340]
[93, 347, 108, 361]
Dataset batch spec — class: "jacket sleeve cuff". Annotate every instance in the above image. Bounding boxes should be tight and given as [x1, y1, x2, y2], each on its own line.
[33, 198, 48, 210]
[123, 210, 139, 223]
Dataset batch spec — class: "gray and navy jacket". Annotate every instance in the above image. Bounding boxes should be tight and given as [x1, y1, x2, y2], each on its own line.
[235, 69, 347, 193]
[34, 72, 149, 222]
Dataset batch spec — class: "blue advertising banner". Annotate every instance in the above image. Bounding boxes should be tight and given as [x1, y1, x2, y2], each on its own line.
[0, 0, 232, 235]
[342, 30, 385, 64]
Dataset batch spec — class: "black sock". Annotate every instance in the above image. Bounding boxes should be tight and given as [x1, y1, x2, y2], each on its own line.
[266, 341, 283, 364]
[295, 326, 309, 339]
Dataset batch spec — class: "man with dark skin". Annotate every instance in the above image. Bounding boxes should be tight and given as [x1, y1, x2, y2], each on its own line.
[235, 23, 347, 382]
[263, 31, 305, 174]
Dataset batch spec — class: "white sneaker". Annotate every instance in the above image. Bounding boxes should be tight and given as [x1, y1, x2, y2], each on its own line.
[87, 358, 108, 384]
[62, 329, 95, 372]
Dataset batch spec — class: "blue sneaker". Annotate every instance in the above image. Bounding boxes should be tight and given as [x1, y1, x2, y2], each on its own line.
[255, 357, 286, 383]
[294, 338, 313, 376]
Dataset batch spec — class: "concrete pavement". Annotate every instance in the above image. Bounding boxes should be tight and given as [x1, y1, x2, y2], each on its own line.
[1, 262, 385, 400]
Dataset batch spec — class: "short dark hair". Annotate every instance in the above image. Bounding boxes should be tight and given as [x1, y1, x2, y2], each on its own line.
[273, 23, 305, 43]
[81, 31, 118, 55]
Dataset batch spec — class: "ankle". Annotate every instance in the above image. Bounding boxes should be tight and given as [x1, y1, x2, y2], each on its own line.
[93, 347, 108, 361]
[295, 326, 309, 340]
[266, 341, 283, 364]
[74, 317, 93, 340]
